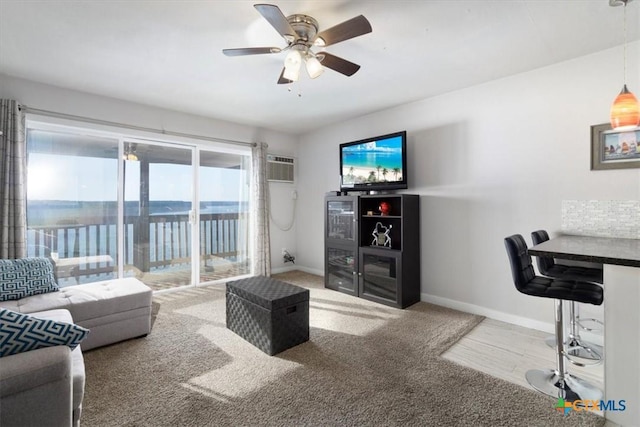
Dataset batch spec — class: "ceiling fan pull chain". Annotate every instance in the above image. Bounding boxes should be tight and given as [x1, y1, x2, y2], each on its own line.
[287, 81, 303, 97]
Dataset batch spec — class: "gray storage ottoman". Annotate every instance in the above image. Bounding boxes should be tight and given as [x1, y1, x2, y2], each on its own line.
[226, 276, 309, 355]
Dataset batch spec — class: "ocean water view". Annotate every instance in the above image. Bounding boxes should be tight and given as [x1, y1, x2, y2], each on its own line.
[27, 200, 248, 226]
[341, 151, 403, 184]
[342, 151, 402, 171]
[26, 200, 249, 269]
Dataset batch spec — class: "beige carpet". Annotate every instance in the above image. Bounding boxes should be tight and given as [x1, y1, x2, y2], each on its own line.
[82, 271, 604, 426]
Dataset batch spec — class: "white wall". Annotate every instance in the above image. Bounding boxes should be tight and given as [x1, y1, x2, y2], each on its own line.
[295, 41, 640, 331]
[0, 74, 300, 272]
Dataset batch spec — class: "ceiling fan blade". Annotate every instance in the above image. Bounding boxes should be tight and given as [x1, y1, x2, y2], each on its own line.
[319, 52, 361, 76]
[277, 68, 294, 85]
[254, 4, 297, 40]
[315, 15, 372, 47]
[223, 47, 281, 57]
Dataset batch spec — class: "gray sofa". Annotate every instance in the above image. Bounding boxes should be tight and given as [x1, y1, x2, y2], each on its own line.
[0, 276, 153, 427]
[1, 309, 85, 427]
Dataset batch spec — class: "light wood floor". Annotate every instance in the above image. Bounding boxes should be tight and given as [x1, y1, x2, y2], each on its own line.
[442, 318, 616, 425]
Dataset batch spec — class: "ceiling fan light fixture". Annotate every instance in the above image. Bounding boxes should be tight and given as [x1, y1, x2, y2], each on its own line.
[283, 49, 302, 81]
[284, 49, 302, 68]
[305, 55, 324, 79]
[283, 65, 300, 82]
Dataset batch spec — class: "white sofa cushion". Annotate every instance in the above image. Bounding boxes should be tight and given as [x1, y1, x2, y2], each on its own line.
[3, 277, 151, 321]
[0, 308, 89, 357]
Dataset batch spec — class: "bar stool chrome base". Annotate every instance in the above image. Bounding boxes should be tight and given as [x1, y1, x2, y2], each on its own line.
[578, 317, 604, 334]
[544, 301, 603, 364]
[525, 369, 603, 402]
[566, 338, 603, 361]
[534, 299, 603, 402]
[544, 336, 603, 363]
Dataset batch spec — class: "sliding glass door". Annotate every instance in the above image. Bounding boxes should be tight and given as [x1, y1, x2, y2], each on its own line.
[198, 150, 250, 283]
[26, 124, 252, 291]
[26, 129, 119, 287]
[123, 141, 194, 290]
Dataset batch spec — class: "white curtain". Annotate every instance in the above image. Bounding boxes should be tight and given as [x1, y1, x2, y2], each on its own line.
[0, 100, 27, 259]
[251, 142, 271, 276]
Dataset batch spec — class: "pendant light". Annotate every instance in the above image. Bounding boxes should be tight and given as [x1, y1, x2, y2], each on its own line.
[610, 0, 640, 130]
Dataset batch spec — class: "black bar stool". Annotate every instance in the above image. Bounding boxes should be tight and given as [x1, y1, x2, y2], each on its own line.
[504, 234, 603, 402]
[531, 230, 603, 363]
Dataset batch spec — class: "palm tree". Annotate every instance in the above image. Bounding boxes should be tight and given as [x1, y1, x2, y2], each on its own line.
[376, 165, 382, 181]
[392, 167, 400, 180]
[382, 168, 388, 181]
[368, 171, 376, 182]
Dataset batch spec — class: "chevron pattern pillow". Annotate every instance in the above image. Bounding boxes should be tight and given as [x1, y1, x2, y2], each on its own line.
[0, 308, 89, 357]
[0, 258, 59, 302]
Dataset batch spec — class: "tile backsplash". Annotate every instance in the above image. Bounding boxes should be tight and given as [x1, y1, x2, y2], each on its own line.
[562, 200, 640, 239]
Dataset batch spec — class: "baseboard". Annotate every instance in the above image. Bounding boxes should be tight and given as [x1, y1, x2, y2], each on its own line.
[290, 265, 324, 276]
[271, 265, 299, 274]
[271, 265, 324, 276]
[421, 292, 555, 334]
[423, 293, 604, 345]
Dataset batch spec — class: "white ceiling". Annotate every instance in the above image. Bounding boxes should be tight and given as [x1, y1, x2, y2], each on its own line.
[1, 1, 639, 135]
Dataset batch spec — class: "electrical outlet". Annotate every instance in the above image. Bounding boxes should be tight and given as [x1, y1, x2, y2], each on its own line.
[283, 251, 295, 264]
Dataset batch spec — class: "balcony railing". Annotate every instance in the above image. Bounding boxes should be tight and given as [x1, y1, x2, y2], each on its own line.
[27, 212, 248, 286]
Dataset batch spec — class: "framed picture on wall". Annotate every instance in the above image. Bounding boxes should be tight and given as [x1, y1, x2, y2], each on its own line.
[591, 123, 640, 170]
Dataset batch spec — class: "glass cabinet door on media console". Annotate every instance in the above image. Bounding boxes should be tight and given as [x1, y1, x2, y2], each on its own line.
[324, 195, 358, 295]
[359, 247, 402, 305]
[326, 246, 358, 295]
[326, 197, 357, 243]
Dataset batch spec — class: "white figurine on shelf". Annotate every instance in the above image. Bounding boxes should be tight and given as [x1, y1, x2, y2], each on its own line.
[371, 222, 392, 248]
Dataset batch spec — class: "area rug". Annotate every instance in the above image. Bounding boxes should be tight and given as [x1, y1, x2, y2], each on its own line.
[82, 271, 604, 426]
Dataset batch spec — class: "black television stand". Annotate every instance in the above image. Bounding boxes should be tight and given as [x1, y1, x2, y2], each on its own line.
[324, 193, 421, 309]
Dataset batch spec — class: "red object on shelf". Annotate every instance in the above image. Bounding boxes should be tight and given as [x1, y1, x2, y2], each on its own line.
[379, 201, 391, 216]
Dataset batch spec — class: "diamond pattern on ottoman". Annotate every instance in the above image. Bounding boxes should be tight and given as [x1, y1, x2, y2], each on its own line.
[226, 276, 309, 355]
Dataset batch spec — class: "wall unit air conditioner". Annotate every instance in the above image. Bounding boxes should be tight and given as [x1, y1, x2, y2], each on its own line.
[267, 154, 295, 183]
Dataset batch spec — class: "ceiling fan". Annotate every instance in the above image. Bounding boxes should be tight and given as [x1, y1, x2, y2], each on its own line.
[223, 4, 372, 84]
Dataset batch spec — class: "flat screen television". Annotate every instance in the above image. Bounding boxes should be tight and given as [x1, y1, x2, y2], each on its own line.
[340, 130, 408, 193]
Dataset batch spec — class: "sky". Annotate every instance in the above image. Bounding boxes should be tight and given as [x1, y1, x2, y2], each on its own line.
[27, 153, 247, 202]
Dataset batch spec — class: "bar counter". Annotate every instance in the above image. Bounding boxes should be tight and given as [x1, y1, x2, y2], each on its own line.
[528, 235, 640, 268]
